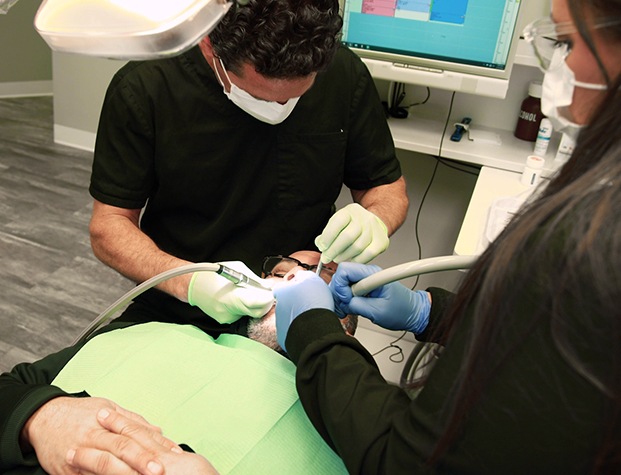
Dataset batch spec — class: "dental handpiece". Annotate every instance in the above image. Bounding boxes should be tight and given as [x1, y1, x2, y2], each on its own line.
[217, 264, 271, 290]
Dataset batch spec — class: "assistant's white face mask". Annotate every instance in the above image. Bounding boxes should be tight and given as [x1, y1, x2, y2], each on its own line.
[541, 47, 607, 141]
[213, 57, 299, 125]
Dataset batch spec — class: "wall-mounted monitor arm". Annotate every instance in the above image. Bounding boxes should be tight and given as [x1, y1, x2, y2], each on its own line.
[361, 57, 512, 99]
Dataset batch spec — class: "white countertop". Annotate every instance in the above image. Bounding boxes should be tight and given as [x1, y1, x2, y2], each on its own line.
[454, 166, 541, 256]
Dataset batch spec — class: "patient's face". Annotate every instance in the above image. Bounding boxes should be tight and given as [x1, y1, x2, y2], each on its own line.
[247, 251, 356, 352]
[262, 250, 336, 284]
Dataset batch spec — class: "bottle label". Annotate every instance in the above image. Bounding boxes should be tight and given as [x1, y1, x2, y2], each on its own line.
[519, 110, 539, 122]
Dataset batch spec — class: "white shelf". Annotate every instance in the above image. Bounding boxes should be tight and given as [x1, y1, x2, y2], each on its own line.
[384, 39, 557, 175]
[387, 105, 445, 156]
[440, 120, 561, 175]
[388, 112, 562, 176]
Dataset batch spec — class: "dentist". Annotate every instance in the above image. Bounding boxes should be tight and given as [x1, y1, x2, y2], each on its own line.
[88, 0, 408, 335]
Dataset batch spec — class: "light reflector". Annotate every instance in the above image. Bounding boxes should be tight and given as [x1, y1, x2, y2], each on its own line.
[34, 0, 232, 59]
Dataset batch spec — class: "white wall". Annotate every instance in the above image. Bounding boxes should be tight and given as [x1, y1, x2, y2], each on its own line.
[52, 54, 125, 150]
[0, 0, 52, 97]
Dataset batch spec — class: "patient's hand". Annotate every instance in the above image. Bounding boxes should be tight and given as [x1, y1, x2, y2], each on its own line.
[22, 396, 175, 475]
[68, 408, 220, 474]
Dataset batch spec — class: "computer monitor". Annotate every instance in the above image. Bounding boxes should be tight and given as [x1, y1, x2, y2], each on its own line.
[341, 0, 525, 98]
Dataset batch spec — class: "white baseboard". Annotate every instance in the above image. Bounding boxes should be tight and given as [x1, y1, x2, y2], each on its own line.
[54, 124, 96, 152]
[0, 80, 53, 98]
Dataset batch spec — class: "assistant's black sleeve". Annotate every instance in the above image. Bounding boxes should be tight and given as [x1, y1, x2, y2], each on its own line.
[415, 287, 455, 344]
[286, 310, 435, 474]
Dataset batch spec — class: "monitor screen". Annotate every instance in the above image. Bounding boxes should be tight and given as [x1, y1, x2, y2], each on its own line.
[341, 0, 524, 98]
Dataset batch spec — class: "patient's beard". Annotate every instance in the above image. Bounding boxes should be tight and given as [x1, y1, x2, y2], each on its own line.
[247, 309, 358, 356]
[246, 311, 284, 354]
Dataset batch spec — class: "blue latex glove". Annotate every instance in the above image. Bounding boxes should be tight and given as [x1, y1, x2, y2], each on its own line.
[329, 262, 430, 334]
[274, 270, 335, 352]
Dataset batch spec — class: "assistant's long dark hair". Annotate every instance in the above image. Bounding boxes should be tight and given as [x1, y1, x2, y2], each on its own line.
[417, 1, 621, 472]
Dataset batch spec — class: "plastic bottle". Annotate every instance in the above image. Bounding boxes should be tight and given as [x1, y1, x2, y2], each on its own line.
[533, 118, 553, 157]
[514, 81, 544, 141]
[521, 155, 545, 186]
[554, 133, 575, 165]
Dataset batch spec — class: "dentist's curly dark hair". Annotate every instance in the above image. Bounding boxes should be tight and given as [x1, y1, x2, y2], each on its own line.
[208, 0, 343, 78]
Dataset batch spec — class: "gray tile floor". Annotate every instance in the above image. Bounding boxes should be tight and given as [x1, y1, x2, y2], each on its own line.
[0, 96, 132, 373]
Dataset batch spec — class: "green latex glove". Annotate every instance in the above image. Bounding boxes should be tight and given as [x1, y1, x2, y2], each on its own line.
[188, 261, 274, 324]
[315, 203, 389, 264]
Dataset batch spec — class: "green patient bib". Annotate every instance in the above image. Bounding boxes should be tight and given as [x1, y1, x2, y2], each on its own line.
[52, 323, 346, 474]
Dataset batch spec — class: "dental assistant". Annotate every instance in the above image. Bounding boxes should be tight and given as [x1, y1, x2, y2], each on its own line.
[275, 0, 621, 472]
[88, 0, 408, 335]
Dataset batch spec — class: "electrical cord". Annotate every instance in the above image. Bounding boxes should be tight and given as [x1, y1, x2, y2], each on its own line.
[372, 330, 407, 363]
[438, 91, 456, 156]
[388, 81, 408, 118]
[387, 82, 431, 118]
[412, 159, 439, 290]
[436, 157, 479, 176]
[411, 91, 457, 289]
[404, 86, 431, 108]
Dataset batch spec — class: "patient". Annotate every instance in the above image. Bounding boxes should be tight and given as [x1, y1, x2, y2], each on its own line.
[249, 250, 356, 352]
[0, 251, 352, 475]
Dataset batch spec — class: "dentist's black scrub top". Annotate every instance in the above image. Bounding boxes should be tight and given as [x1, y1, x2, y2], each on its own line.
[89, 45, 401, 334]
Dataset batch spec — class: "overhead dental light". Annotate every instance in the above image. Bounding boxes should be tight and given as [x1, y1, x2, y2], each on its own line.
[33, 0, 234, 59]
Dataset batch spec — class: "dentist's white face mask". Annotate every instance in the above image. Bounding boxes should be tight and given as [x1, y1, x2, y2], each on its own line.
[213, 58, 300, 125]
[541, 46, 607, 141]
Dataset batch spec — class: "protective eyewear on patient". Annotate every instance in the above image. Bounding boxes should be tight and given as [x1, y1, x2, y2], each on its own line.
[262, 255, 336, 280]
[523, 16, 621, 72]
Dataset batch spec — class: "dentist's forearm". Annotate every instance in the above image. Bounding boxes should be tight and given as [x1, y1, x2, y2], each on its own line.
[351, 176, 408, 235]
[89, 200, 192, 302]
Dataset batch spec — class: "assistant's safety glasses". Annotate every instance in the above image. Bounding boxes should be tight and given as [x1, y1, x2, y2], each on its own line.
[262, 255, 336, 282]
[523, 16, 621, 72]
